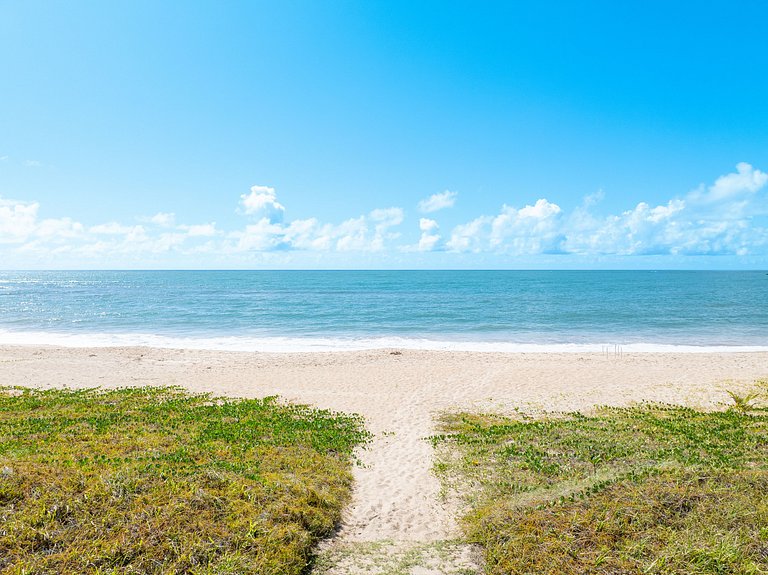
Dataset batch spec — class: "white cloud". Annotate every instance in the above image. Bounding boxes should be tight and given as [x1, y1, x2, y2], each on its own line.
[240, 185, 285, 223]
[154, 232, 188, 252]
[415, 218, 441, 251]
[226, 206, 405, 254]
[370, 207, 404, 225]
[90, 222, 144, 235]
[518, 198, 561, 219]
[34, 218, 85, 240]
[684, 163, 768, 222]
[563, 191, 762, 257]
[2, 164, 767, 265]
[0, 197, 209, 259]
[446, 216, 492, 252]
[446, 199, 564, 254]
[369, 207, 404, 251]
[420, 218, 438, 232]
[418, 190, 457, 213]
[583, 189, 605, 207]
[440, 164, 768, 258]
[333, 216, 369, 251]
[144, 212, 176, 227]
[489, 199, 564, 254]
[689, 162, 768, 204]
[565, 200, 688, 256]
[139, 215, 217, 237]
[180, 223, 217, 237]
[282, 218, 325, 250]
[0, 198, 40, 243]
[232, 219, 285, 251]
[24, 160, 42, 168]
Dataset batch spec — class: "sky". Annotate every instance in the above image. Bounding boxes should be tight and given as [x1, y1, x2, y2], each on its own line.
[1, 0, 767, 269]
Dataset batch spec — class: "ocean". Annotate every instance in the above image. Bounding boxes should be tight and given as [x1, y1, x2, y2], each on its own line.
[0, 270, 766, 352]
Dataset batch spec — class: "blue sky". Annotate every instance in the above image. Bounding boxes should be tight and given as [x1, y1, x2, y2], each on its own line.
[1, 0, 767, 269]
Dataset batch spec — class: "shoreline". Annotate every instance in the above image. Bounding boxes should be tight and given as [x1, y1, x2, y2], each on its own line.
[2, 332, 767, 353]
[2, 345, 767, 543]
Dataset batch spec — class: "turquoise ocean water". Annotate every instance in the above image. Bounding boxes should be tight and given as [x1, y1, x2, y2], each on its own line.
[0, 270, 766, 352]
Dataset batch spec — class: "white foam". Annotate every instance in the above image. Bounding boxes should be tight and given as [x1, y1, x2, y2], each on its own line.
[0, 330, 766, 353]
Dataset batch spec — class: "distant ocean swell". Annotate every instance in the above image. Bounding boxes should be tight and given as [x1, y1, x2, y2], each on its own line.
[1, 270, 767, 353]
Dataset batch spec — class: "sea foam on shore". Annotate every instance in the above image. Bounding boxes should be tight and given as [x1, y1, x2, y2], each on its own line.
[1, 330, 767, 353]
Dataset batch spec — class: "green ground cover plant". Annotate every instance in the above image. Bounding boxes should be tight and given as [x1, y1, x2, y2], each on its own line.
[433, 385, 768, 574]
[0, 386, 369, 575]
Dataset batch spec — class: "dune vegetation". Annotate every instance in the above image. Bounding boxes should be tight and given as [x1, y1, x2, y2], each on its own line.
[433, 383, 768, 575]
[0, 386, 369, 574]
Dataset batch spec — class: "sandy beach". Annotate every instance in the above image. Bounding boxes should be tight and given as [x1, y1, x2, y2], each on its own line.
[2, 345, 766, 547]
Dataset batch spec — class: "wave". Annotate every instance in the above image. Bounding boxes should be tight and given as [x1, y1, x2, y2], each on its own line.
[1, 330, 766, 353]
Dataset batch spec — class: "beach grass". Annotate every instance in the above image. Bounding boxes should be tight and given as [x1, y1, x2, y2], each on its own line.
[0, 386, 370, 574]
[433, 383, 768, 574]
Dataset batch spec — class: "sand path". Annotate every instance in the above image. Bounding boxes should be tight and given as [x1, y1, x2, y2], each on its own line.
[2, 346, 767, 573]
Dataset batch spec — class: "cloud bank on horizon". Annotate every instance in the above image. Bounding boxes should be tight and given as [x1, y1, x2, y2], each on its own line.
[1, 163, 766, 268]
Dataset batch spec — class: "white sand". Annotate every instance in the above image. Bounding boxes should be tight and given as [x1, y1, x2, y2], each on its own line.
[2, 346, 766, 545]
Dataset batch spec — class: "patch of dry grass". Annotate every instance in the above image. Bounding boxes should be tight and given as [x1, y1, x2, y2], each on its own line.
[433, 384, 768, 574]
[0, 386, 369, 574]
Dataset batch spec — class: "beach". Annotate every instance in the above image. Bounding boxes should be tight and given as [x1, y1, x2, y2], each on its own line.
[3, 345, 766, 545]
[5, 4, 768, 570]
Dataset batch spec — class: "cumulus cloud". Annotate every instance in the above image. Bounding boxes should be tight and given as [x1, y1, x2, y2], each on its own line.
[440, 163, 768, 257]
[225, 202, 406, 255]
[325, 208, 403, 252]
[179, 223, 217, 237]
[2, 164, 767, 265]
[369, 207, 404, 251]
[564, 200, 688, 256]
[420, 218, 439, 232]
[445, 199, 564, 254]
[90, 223, 144, 235]
[561, 164, 767, 256]
[232, 219, 286, 251]
[416, 218, 441, 251]
[446, 216, 492, 252]
[32, 218, 84, 241]
[0, 198, 40, 243]
[332, 216, 369, 252]
[139, 215, 217, 237]
[490, 199, 564, 253]
[282, 218, 327, 250]
[418, 190, 457, 213]
[0, 196, 217, 260]
[240, 185, 285, 223]
[684, 162, 768, 221]
[688, 162, 767, 204]
[370, 207, 404, 226]
[146, 212, 176, 227]
[583, 189, 605, 207]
